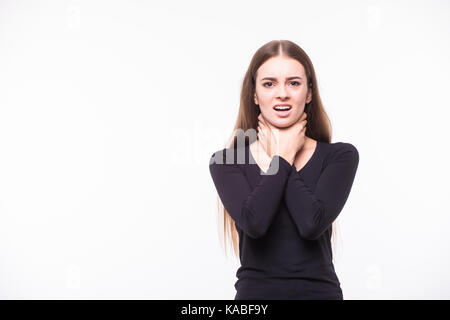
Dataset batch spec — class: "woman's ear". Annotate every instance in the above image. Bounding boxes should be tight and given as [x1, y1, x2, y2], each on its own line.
[306, 90, 312, 105]
[254, 93, 259, 105]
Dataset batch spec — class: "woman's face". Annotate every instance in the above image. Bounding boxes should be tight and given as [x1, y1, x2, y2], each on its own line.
[254, 56, 312, 128]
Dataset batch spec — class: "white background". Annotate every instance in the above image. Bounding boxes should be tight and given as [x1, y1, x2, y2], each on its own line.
[0, 0, 449, 299]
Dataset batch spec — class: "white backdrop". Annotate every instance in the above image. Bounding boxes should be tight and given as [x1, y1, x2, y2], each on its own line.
[0, 0, 449, 299]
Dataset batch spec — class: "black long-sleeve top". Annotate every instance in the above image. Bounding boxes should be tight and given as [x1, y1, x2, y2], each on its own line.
[208, 140, 359, 300]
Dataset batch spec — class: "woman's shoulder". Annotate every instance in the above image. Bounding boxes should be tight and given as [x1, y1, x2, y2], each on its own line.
[325, 141, 358, 153]
[320, 141, 359, 166]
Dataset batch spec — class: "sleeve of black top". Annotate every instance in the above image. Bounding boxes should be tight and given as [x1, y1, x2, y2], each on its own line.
[284, 143, 359, 240]
[209, 150, 293, 239]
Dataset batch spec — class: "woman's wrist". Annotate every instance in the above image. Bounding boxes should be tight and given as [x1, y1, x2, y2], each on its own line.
[274, 152, 295, 166]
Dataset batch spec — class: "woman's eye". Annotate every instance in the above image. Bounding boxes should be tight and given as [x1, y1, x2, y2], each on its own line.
[263, 81, 300, 87]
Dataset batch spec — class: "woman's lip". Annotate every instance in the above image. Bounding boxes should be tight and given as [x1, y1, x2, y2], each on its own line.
[274, 108, 293, 118]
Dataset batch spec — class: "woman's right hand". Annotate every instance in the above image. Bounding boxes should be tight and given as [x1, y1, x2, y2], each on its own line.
[257, 113, 278, 159]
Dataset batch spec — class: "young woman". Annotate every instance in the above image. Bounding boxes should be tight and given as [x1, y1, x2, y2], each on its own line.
[208, 40, 359, 300]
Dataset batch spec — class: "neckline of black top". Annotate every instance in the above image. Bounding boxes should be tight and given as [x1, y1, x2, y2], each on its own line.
[247, 140, 321, 175]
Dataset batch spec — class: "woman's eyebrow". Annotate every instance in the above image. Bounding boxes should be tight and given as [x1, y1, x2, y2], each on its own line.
[261, 76, 303, 81]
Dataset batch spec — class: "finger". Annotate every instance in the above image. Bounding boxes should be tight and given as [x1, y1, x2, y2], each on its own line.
[260, 125, 267, 135]
[259, 117, 265, 127]
[258, 126, 264, 134]
[261, 115, 269, 126]
[297, 113, 306, 124]
[258, 113, 263, 122]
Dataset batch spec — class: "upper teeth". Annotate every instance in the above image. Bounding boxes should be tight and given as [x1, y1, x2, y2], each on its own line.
[275, 106, 291, 110]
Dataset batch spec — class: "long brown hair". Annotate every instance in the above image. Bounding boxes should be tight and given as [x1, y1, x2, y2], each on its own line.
[216, 40, 341, 262]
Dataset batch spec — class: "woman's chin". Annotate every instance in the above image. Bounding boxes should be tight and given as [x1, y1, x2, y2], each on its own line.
[271, 117, 297, 128]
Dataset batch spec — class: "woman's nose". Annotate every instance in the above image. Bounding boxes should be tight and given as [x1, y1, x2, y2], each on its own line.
[277, 85, 289, 98]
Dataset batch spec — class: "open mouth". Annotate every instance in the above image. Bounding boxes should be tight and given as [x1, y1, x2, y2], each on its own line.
[273, 106, 292, 112]
[273, 105, 292, 117]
